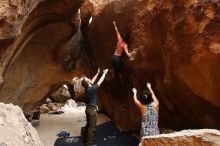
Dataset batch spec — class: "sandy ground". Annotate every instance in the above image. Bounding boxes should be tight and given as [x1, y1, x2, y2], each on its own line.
[36, 105, 110, 146]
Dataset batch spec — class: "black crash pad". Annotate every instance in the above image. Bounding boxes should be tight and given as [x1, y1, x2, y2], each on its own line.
[54, 121, 139, 146]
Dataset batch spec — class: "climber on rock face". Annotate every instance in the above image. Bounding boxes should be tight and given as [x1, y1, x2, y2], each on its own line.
[81, 68, 109, 146]
[111, 21, 132, 84]
[132, 82, 160, 138]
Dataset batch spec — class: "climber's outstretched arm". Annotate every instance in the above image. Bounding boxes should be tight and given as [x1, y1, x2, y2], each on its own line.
[91, 68, 100, 84]
[113, 21, 123, 42]
[97, 69, 108, 87]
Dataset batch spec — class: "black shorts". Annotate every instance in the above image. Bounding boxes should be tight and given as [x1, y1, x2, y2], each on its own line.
[111, 55, 122, 74]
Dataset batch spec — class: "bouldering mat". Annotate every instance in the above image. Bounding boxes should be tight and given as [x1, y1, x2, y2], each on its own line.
[54, 121, 139, 146]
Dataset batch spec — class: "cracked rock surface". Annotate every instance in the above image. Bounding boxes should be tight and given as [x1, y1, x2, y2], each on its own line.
[0, 103, 43, 146]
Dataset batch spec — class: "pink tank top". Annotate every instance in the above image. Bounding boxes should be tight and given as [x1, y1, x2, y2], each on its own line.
[114, 40, 125, 56]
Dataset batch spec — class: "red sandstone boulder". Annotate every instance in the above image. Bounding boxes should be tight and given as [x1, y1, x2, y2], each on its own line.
[86, 0, 220, 130]
[0, 0, 84, 112]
